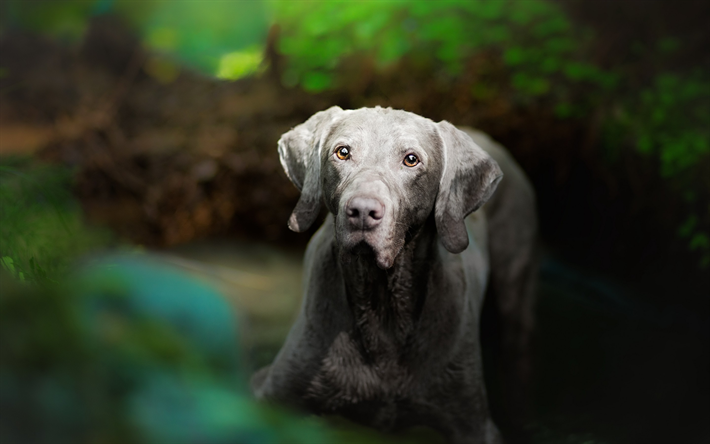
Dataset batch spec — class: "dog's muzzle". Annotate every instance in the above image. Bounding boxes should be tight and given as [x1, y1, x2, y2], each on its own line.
[337, 178, 400, 269]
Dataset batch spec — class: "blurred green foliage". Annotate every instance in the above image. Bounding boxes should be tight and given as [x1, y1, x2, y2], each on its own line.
[2, 0, 269, 75]
[0, 157, 111, 282]
[603, 71, 710, 266]
[274, 0, 616, 98]
[216, 46, 265, 81]
[615, 72, 709, 177]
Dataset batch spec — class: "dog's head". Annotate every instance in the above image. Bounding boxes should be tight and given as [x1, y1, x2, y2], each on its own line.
[278, 106, 502, 269]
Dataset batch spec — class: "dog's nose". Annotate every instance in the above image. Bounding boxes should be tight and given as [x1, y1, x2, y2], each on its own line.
[346, 197, 384, 230]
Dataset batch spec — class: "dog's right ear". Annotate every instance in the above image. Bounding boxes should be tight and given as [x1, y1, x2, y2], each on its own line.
[435, 121, 503, 253]
[278, 106, 345, 232]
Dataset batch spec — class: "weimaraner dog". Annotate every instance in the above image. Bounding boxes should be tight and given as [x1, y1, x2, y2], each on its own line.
[252, 106, 537, 444]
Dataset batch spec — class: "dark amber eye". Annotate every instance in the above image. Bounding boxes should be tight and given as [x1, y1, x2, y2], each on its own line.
[335, 146, 350, 160]
[403, 154, 419, 167]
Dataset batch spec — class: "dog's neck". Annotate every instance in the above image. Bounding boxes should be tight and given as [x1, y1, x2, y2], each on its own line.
[338, 216, 438, 364]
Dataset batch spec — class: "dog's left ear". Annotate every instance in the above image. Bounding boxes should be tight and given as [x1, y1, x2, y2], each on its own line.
[278, 106, 345, 232]
[435, 121, 503, 253]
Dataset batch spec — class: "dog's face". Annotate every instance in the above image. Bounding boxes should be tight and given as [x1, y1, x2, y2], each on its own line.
[279, 107, 502, 269]
[319, 109, 442, 269]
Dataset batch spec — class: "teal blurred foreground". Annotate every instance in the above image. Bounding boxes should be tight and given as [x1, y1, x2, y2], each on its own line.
[0, 254, 335, 444]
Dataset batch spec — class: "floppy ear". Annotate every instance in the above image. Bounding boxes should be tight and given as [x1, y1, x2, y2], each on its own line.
[435, 121, 503, 253]
[278, 106, 345, 232]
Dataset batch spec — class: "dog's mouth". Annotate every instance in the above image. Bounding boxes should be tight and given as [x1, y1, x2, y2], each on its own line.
[338, 235, 402, 270]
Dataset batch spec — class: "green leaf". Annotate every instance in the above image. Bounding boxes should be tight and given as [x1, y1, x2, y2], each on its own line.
[1, 256, 16, 274]
[216, 47, 264, 81]
[678, 216, 698, 238]
[302, 71, 333, 92]
[504, 47, 526, 66]
[689, 233, 710, 251]
[658, 37, 680, 53]
[555, 103, 573, 118]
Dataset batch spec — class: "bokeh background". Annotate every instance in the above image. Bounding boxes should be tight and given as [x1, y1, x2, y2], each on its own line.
[1, 1, 708, 443]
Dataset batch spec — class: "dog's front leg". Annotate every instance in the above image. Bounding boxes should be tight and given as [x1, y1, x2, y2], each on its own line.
[249, 315, 328, 409]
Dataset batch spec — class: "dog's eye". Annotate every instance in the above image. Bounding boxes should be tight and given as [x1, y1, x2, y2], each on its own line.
[403, 154, 419, 167]
[335, 146, 350, 160]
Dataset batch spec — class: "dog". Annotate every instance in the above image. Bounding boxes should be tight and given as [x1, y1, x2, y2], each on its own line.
[251, 106, 537, 444]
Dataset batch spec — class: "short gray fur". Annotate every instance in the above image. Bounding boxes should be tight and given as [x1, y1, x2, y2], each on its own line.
[252, 107, 537, 444]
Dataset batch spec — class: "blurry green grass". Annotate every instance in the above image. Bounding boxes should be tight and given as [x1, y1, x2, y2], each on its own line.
[0, 156, 111, 282]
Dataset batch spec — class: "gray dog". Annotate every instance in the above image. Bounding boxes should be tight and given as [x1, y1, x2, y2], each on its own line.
[252, 106, 537, 444]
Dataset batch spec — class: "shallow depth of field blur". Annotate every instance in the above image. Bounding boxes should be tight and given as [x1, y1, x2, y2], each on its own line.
[0, 1, 708, 443]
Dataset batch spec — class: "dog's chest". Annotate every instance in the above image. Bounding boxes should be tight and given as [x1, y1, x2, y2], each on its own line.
[305, 250, 433, 413]
[306, 331, 415, 414]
